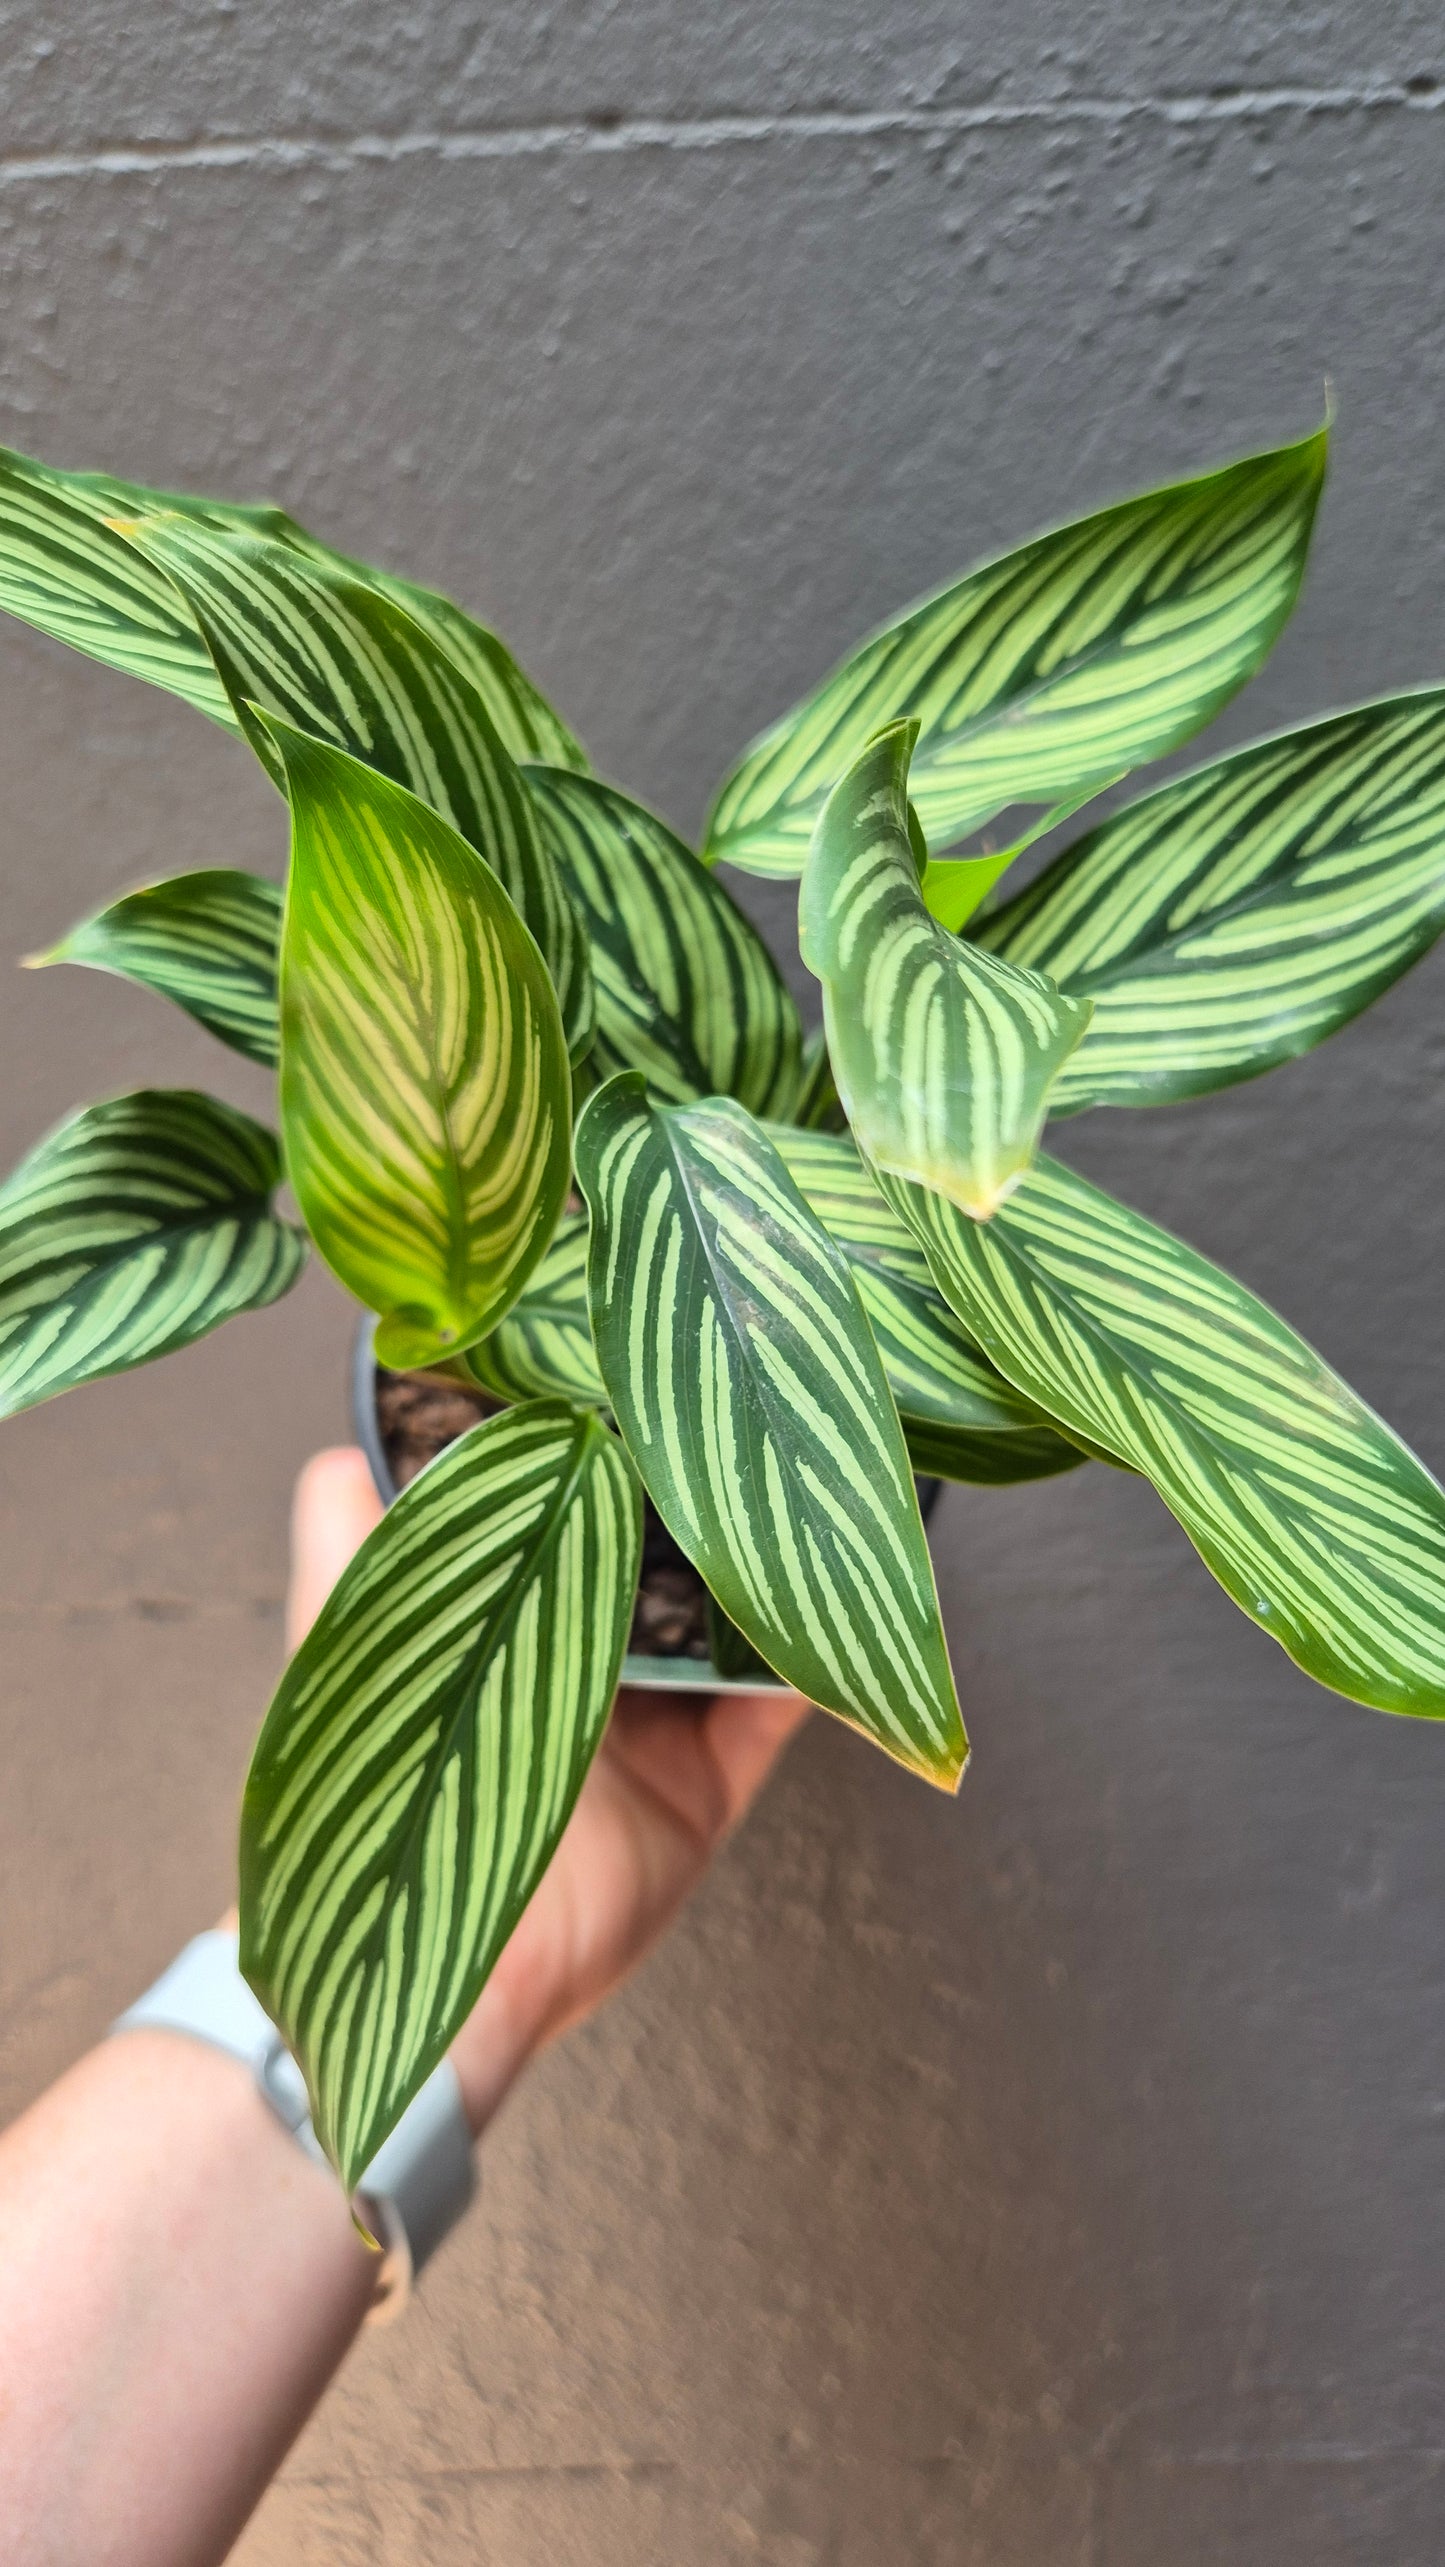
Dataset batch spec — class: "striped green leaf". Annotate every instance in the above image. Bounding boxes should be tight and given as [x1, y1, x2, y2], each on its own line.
[0, 1088, 304, 1418]
[524, 766, 800, 1113]
[575, 1075, 965, 1783]
[118, 514, 593, 1062]
[0, 444, 252, 726]
[241, 1401, 641, 2187]
[270, 721, 572, 1370]
[769, 1124, 1088, 1482]
[462, 1212, 606, 1407]
[0, 442, 586, 772]
[800, 723, 1092, 1218]
[977, 691, 1445, 1112]
[706, 427, 1326, 878]
[28, 868, 283, 1067]
[884, 1154, 1445, 1717]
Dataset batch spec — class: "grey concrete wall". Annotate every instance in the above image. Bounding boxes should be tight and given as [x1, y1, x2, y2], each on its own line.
[2, 9, 1444, 2559]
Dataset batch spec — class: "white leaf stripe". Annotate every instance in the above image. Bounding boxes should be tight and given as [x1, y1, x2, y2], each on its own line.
[978, 691, 1445, 1110]
[885, 1153, 1445, 1717]
[463, 1213, 606, 1406]
[801, 723, 1091, 1218]
[33, 868, 283, 1066]
[525, 766, 802, 1114]
[768, 1124, 1070, 1441]
[706, 429, 1326, 878]
[121, 517, 594, 1060]
[0, 1089, 304, 1419]
[241, 1403, 641, 2186]
[271, 723, 571, 1371]
[577, 1079, 965, 1783]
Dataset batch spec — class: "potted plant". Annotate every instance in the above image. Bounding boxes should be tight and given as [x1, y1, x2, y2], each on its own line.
[4, 418, 1445, 2196]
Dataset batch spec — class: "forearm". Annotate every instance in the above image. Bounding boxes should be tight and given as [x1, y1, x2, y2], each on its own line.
[0, 2029, 379, 2567]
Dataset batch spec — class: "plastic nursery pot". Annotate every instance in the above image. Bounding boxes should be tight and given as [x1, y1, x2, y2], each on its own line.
[353, 1316, 939, 1694]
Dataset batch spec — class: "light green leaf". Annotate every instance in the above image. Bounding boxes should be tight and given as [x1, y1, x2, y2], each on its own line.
[28, 868, 283, 1066]
[0, 442, 585, 771]
[800, 722, 1092, 1217]
[241, 1401, 641, 2187]
[462, 1212, 606, 1407]
[0, 1089, 304, 1417]
[269, 720, 572, 1371]
[978, 690, 1445, 1111]
[920, 777, 1118, 931]
[706, 427, 1327, 877]
[524, 765, 800, 1112]
[117, 515, 593, 1062]
[768, 1124, 1089, 1479]
[575, 1075, 965, 1784]
[919, 846, 1018, 933]
[884, 1153, 1445, 1717]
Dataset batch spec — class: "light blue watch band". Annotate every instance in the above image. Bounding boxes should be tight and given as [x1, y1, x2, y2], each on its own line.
[112, 1929, 475, 2316]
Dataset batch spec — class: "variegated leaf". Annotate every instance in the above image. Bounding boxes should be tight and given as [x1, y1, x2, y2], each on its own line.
[524, 765, 800, 1112]
[0, 441, 585, 770]
[241, 1402, 641, 2187]
[706, 428, 1326, 877]
[118, 514, 593, 1061]
[28, 868, 283, 1066]
[462, 1212, 606, 1407]
[885, 1154, 1445, 1717]
[800, 723, 1091, 1217]
[0, 1089, 304, 1417]
[769, 1124, 1088, 1481]
[575, 1075, 965, 1783]
[269, 720, 572, 1370]
[978, 691, 1445, 1111]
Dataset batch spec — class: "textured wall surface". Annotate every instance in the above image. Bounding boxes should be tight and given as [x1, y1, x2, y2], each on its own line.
[3, 8, 1445, 2560]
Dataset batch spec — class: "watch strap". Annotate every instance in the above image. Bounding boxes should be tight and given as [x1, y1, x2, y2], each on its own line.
[112, 1929, 475, 2317]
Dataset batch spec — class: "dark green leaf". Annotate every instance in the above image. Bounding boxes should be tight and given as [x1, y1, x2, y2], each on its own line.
[524, 765, 800, 1112]
[902, 1415, 1087, 1485]
[461, 1212, 605, 1407]
[118, 515, 593, 1062]
[706, 427, 1327, 877]
[885, 1153, 1445, 1717]
[0, 442, 585, 770]
[769, 1124, 1088, 1472]
[800, 722, 1091, 1216]
[29, 868, 283, 1066]
[241, 1402, 641, 2186]
[576, 1076, 965, 1785]
[0, 1089, 304, 1417]
[979, 690, 1445, 1110]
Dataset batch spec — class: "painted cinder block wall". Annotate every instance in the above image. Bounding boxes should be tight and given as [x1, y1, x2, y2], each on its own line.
[1, 8, 1444, 2558]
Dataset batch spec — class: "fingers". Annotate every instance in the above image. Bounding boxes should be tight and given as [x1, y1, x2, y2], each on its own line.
[702, 1688, 812, 1832]
[285, 1446, 384, 1651]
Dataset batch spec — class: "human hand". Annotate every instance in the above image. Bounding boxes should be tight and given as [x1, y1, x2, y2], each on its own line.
[286, 1449, 811, 2135]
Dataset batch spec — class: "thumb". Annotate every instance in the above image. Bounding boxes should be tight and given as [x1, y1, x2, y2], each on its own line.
[285, 1446, 384, 1651]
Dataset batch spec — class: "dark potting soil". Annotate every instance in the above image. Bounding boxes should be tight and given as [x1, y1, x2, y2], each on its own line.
[374, 1366, 712, 1662]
